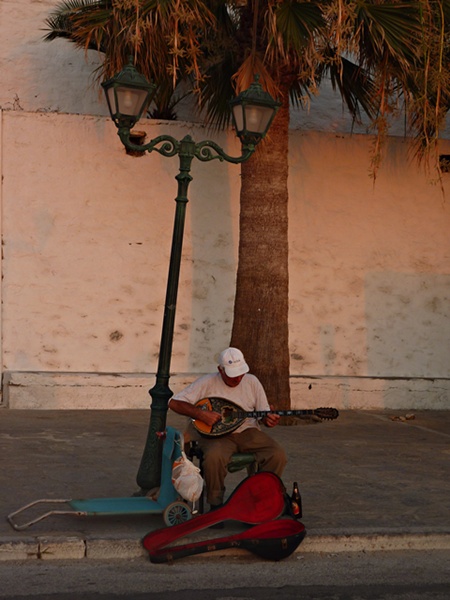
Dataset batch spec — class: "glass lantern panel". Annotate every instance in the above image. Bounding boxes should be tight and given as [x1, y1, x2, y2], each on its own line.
[116, 86, 149, 117]
[106, 87, 117, 115]
[244, 105, 273, 134]
[232, 104, 244, 131]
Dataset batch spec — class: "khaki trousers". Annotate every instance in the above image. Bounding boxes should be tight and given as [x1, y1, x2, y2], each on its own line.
[196, 427, 287, 506]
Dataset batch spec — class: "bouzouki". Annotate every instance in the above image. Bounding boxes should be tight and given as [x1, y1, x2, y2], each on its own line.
[192, 397, 339, 437]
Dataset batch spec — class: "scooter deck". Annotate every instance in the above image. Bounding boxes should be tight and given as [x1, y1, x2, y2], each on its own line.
[7, 426, 185, 531]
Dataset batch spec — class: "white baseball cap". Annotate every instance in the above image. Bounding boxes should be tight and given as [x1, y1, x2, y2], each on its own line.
[218, 347, 249, 378]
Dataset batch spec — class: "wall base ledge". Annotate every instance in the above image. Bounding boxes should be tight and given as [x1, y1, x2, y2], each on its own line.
[1, 371, 448, 410]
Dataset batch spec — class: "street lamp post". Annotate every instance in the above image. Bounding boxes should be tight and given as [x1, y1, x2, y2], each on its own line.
[102, 60, 280, 492]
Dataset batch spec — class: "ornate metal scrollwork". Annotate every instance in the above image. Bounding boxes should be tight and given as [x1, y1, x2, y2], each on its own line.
[118, 130, 254, 165]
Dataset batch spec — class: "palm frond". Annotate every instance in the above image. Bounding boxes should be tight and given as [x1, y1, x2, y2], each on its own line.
[326, 55, 379, 121]
[43, 0, 450, 174]
[43, 0, 112, 47]
[274, 1, 326, 53]
[263, 0, 326, 75]
[197, 54, 238, 129]
[354, 2, 422, 66]
[403, 0, 450, 164]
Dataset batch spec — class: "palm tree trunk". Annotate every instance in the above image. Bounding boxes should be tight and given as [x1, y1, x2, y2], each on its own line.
[231, 85, 290, 410]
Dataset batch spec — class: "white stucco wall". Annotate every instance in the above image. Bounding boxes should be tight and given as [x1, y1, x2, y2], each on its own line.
[0, 1, 105, 116]
[1, 0, 449, 410]
[1, 110, 242, 370]
[1, 109, 449, 409]
[288, 132, 450, 380]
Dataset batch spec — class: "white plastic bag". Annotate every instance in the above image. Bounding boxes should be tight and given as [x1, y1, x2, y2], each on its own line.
[171, 451, 203, 502]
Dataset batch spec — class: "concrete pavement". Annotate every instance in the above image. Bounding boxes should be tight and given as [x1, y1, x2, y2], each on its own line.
[0, 408, 449, 561]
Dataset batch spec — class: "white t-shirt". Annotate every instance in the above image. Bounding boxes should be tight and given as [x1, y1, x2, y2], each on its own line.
[172, 372, 270, 433]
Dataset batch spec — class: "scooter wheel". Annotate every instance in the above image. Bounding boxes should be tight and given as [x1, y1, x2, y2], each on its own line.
[163, 501, 192, 526]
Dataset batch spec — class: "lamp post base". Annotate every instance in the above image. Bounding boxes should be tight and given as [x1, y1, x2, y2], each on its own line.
[136, 382, 172, 491]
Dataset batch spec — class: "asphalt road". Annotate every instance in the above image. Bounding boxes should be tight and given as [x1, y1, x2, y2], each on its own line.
[0, 549, 449, 599]
[1, 586, 449, 600]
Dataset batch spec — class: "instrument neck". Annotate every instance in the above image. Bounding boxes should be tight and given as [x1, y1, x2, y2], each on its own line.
[236, 409, 313, 418]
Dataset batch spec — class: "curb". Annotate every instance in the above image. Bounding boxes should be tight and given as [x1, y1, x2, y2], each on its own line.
[1, 531, 449, 562]
[300, 531, 450, 554]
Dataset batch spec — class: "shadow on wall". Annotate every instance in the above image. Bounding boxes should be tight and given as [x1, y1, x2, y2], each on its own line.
[365, 272, 450, 378]
[169, 137, 238, 374]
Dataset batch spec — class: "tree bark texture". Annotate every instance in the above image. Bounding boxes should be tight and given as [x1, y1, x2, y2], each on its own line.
[231, 89, 291, 410]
